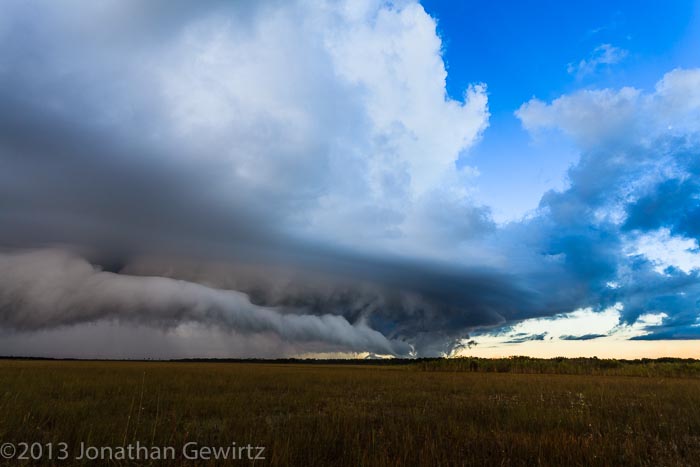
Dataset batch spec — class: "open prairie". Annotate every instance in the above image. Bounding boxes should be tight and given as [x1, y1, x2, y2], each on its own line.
[1, 360, 699, 466]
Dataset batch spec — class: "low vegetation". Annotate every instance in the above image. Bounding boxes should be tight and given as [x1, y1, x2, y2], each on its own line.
[0, 359, 699, 466]
[414, 356, 700, 377]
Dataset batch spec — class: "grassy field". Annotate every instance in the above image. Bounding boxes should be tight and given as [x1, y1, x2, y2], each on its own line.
[1, 360, 699, 466]
[415, 356, 700, 377]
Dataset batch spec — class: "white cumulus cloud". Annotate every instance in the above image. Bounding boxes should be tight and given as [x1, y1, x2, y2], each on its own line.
[516, 68, 700, 149]
[157, 0, 490, 254]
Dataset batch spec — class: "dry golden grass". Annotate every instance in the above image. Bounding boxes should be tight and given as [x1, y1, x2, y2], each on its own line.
[1, 360, 699, 466]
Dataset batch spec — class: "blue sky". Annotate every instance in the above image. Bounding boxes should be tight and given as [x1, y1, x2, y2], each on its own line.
[1, 0, 700, 358]
[424, 0, 700, 221]
[425, 0, 699, 108]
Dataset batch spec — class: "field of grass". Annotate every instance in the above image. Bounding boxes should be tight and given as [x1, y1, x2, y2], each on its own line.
[415, 356, 700, 377]
[1, 359, 699, 466]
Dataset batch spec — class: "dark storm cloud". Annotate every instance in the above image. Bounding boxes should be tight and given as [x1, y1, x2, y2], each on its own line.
[516, 82, 700, 340]
[1, 0, 699, 357]
[0, 249, 412, 355]
[503, 333, 547, 344]
[0, 99, 279, 256]
[0, 0, 507, 356]
[118, 250, 548, 352]
[630, 325, 700, 340]
[613, 268, 700, 339]
[0, 87, 528, 355]
[519, 139, 700, 338]
[0, 75, 536, 355]
[623, 161, 700, 239]
[560, 334, 606, 341]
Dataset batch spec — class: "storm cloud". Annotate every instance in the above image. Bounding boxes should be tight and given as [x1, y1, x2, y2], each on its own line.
[1, 1, 699, 356]
[515, 68, 700, 340]
[0, 249, 412, 355]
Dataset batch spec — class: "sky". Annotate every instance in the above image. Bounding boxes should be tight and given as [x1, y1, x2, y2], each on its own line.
[1, 0, 700, 359]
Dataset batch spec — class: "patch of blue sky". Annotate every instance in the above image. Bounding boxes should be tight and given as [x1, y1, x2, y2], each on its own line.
[421, 0, 700, 222]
